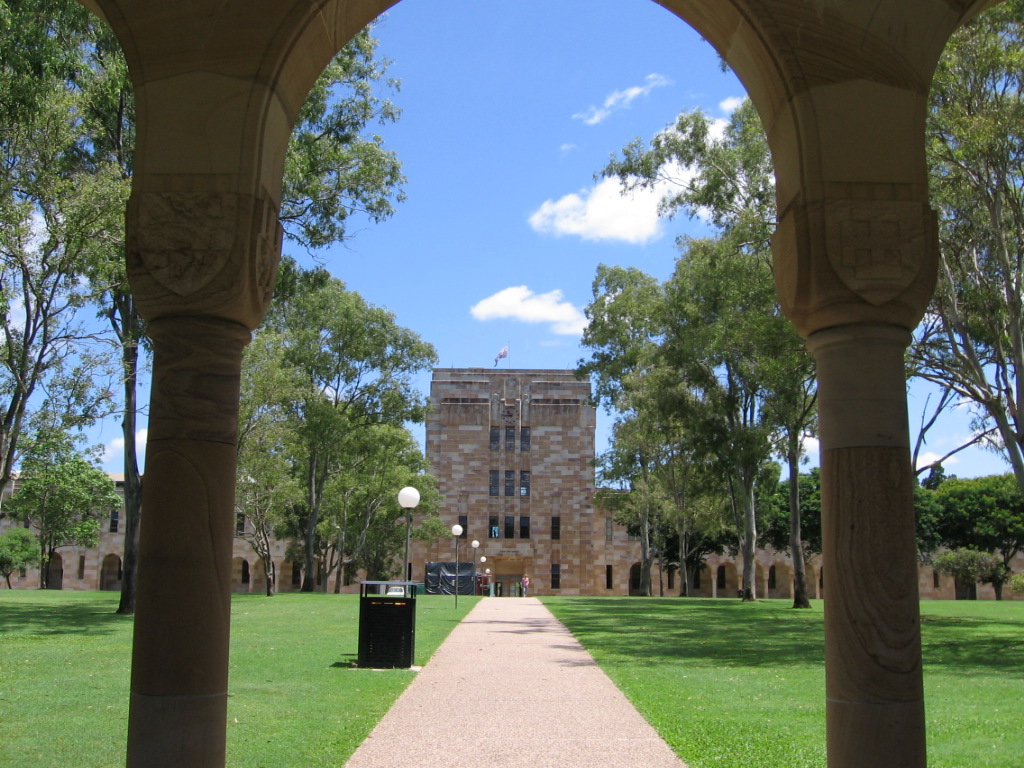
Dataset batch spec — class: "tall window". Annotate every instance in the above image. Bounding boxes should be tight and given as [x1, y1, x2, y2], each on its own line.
[768, 565, 777, 590]
[605, 518, 613, 542]
[550, 563, 561, 590]
[504, 470, 515, 496]
[77, 555, 86, 580]
[504, 515, 515, 539]
[519, 516, 530, 539]
[551, 516, 560, 540]
[489, 427, 500, 450]
[458, 514, 468, 539]
[717, 565, 726, 590]
[489, 515, 500, 539]
[235, 513, 245, 535]
[520, 427, 531, 451]
[489, 470, 499, 497]
[109, 507, 119, 533]
[504, 427, 516, 451]
[605, 565, 613, 590]
[519, 471, 530, 497]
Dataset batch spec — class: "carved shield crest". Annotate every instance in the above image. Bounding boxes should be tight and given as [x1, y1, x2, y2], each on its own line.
[826, 200, 926, 306]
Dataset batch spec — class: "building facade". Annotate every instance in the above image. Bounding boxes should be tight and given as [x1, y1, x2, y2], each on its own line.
[410, 368, 642, 596]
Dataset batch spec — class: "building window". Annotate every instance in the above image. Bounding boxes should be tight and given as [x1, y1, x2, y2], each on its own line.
[489, 515, 500, 539]
[77, 555, 85, 580]
[551, 564, 561, 590]
[489, 470, 499, 497]
[109, 507, 119, 533]
[505, 427, 516, 451]
[717, 565, 726, 590]
[551, 516, 560, 540]
[520, 516, 530, 539]
[605, 518, 613, 542]
[490, 427, 500, 450]
[933, 569, 941, 589]
[458, 514, 468, 539]
[504, 515, 515, 539]
[519, 471, 530, 497]
[241, 560, 250, 585]
[504, 470, 515, 496]
[235, 513, 245, 535]
[605, 565, 613, 590]
[520, 427, 531, 451]
[768, 565, 777, 590]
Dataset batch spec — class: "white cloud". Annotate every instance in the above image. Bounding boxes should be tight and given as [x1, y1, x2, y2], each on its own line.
[719, 96, 745, 114]
[528, 176, 668, 245]
[573, 73, 671, 125]
[917, 451, 960, 470]
[470, 286, 587, 336]
[103, 429, 148, 466]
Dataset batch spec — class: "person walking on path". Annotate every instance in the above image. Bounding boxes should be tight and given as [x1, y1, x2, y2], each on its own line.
[521, 574, 530, 596]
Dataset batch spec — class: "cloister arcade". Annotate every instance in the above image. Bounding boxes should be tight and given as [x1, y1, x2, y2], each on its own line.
[68, 1, 1007, 766]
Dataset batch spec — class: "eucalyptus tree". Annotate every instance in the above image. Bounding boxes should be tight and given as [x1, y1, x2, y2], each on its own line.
[262, 260, 436, 591]
[0, 4, 118, 502]
[597, 97, 817, 601]
[1, 0, 408, 609]
[911, 1, 1024, 492]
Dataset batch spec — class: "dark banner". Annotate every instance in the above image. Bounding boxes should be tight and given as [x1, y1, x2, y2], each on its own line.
[424, 561, 476, 595]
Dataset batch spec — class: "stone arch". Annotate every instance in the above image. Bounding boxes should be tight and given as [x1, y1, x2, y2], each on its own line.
[68, 2, 1013, 766]
[232, 558, 251, 594]
[46, 552, 64, 590]
[769, 561, 793, 600]
[101, 554, 123, 591]
[716, 562, 739, 598]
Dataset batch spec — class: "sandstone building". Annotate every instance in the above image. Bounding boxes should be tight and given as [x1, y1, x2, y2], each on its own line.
[410, 368, 641, 596]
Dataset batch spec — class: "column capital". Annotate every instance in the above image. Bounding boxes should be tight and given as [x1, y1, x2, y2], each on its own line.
[126, 187, 281, 331]
[772, 191, 938, 338]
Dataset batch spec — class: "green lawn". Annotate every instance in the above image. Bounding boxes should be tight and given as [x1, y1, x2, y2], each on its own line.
[543, 597, 1024, 768]
[2, 593, 1021, 768]
[0, 591, 478, 768]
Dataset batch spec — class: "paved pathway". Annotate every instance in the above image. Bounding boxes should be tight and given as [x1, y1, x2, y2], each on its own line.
[343, 597, 687, 768]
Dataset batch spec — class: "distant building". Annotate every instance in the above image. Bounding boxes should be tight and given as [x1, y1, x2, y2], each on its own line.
[409, 368, 642, 595]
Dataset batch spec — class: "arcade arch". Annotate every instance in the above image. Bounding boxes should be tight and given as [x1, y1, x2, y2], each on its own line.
[70, 2, 1005, 767]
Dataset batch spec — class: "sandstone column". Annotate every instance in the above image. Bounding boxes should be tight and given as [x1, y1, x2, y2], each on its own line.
[123, 188, 281, 768]
[808, 323, 925, 767]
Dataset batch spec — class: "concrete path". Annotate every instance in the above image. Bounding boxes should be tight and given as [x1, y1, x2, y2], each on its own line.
[343, 597, 687, 768]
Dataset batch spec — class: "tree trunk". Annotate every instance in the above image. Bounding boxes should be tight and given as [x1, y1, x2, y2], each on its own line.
[739, 480, 757, 601]
[787, 444, 810, 608]
[264, 556, 276, 597]
[117, 329, 142, 615]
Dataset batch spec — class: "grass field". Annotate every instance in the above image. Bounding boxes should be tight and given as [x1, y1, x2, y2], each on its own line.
[543, 597, 1024, 768]
[0, 591, 479, 768]
[1, 592, 1021, 768]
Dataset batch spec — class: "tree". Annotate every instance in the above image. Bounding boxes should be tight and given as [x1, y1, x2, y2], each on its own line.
[6, 429, 121, 587]
[0, 526, 36, 588]
[932, 549, 1003, 600]
[933, 474, 1024, 599]
[911, 1, 1024, 491]
[257, 260, 436, 592]
[1, 1, 408, 611]
[595, 98, 816, 602]
[0, 4, 118, 502]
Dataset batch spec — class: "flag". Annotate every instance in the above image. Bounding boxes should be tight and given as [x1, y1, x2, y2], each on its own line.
[494, 346, 509, 366]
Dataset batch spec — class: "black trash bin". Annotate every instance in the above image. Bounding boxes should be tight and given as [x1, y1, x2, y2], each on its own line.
[357, 581, 418, 668]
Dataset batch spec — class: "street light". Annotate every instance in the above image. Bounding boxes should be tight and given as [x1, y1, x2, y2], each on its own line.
[398, 486, 420, 583]
[451, 524, 463, 607]
[471, 540, 480, 595]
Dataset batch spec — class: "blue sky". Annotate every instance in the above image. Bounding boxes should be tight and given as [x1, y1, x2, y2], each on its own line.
[94, 0, 1011, 480]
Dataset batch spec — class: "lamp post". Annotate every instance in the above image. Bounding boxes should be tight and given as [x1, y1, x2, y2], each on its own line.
[398, 486, 420, 584]
[471, 540, 480, 594]
[451, 524, 463, 607]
